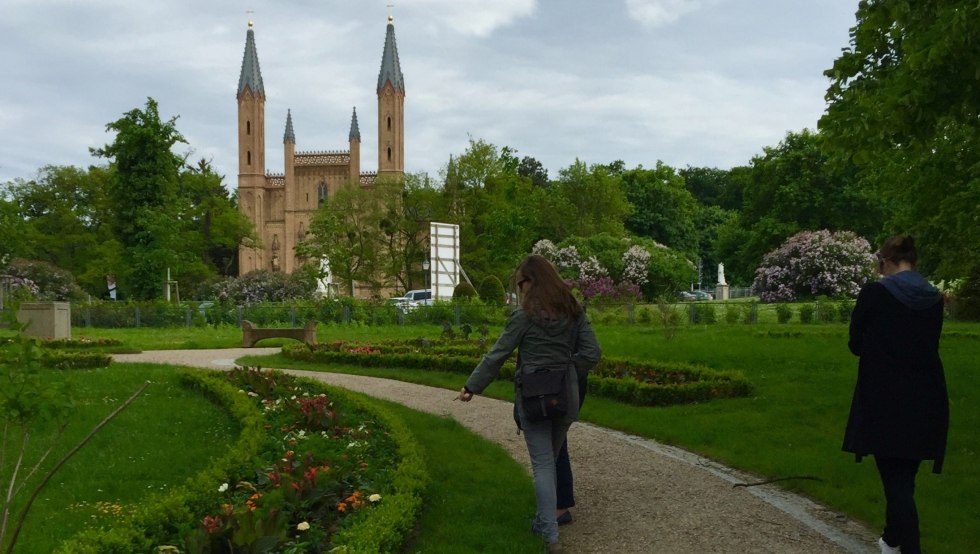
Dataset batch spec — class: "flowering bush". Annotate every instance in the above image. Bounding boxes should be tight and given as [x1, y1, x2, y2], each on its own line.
[751, 230, 876, 302]
[2, 259, 85, 301]
[181, 367, 399, 553]
[208, 270, 317, 304]
[621, 245, 651, 287]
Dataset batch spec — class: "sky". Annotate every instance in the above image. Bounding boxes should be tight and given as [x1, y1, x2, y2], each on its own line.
[0, 0, 860, 189]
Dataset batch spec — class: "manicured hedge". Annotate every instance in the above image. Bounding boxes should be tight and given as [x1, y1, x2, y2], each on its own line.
[281, 340, 752, 407]
[55, 369, 427, 554]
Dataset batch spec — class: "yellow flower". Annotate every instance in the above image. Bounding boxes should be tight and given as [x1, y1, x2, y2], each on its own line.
[368, 494, 382, 503]
[297, 521, 310, 531]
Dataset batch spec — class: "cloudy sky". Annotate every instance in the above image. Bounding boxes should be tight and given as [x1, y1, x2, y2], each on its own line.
[1, 0, 859, 188]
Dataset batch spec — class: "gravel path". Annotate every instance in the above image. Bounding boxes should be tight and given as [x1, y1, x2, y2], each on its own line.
[113, 348, 878, 553]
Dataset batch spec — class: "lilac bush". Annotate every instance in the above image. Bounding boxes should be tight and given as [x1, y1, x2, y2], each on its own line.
[621, 245, 651, 287]
[752, 230, 876, 302]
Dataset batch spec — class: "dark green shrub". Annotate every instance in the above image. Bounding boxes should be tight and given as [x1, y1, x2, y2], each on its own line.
[950, 267, 980, 321]
[724, 304, 743, 324]
[453, 282, 478, 300]
[743, 302, 759, 324]
[692, 303, 716, 324]
[799, 304, 815, 323]
[837, 300, 855, 322]
[477, 275, 505, 305]
[775, 303, 792, 324]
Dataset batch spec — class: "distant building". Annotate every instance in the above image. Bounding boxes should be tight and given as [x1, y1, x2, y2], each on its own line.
[235, 15, 406, 278]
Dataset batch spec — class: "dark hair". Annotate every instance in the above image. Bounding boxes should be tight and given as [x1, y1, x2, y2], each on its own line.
[878, 235, 918, 266]
[515, 254, 582, 321]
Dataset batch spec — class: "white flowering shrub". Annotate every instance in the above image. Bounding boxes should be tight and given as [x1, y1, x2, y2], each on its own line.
[621, 245, 651, 286]
[553, 246, 582, 273]
[752, 230, 876, 302]
[531, 239, 558, 259]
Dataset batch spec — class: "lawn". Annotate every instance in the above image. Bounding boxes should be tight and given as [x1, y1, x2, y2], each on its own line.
[4, 319, 978, 553]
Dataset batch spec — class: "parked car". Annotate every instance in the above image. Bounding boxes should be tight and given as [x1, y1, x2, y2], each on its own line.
[692, 290, 714, 300]
[402, 289, 433, 306]
[677, 290, 714, 301]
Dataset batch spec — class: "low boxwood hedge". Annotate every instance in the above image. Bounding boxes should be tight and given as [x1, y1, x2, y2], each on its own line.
[281, 340, 752, 407]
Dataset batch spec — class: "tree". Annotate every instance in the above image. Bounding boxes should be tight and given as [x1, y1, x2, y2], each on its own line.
[621, 162, 699, 255]
[298, 182, 388, 297]
[546, 159, 632, 240]
[518, 156, 549, 188]
[713, 130, 881, 284]
[819, 0, 980, 278]
[91, 98, 187, 299]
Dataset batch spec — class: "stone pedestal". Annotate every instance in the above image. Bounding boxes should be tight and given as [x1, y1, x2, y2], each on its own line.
[16, 302, 71, 340]
[715, 284, 730, 301]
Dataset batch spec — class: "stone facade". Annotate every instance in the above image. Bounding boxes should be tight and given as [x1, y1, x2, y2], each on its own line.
[236, 17, 405, 278]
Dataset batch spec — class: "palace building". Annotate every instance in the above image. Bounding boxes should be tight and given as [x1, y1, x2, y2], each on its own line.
[235, 15, 405, 277]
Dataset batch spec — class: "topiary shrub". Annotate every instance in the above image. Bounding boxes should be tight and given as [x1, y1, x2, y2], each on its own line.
[452, 282, 478, 300]
[477, 275, 505, 305]
[799, 303, 815, 323]
[752, 230, 876, 302]
[775, 303, 792, 324]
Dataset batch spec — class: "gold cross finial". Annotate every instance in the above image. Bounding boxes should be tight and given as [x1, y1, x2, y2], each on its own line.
[246, 8, 254, 28]
[387, 2, 394, 23]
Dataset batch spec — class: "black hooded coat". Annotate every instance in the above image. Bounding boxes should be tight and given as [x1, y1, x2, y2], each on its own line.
[842, 271, 949, 473]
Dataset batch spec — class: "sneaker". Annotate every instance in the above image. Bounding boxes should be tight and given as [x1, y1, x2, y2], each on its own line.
[556, 510, 573, 526]
[878, 537, 901, 554]
[545, 541, 562, 553]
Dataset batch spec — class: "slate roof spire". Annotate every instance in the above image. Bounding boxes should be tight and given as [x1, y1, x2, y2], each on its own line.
[284, 109, 295, 143]
[238, 22, 265, 96]
[349, 107, 361, 142]
[376, 16, 405, 93]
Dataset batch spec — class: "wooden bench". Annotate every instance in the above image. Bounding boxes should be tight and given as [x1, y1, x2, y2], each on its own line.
[241, 320, 318, 348]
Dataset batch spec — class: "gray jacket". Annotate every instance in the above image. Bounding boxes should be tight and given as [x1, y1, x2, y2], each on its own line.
[464, 308, 601, 421]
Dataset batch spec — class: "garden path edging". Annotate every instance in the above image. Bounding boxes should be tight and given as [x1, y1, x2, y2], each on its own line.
[112, 348, 877, 554]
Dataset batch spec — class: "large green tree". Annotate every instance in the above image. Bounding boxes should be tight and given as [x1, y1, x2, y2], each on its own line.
[713, 129, 881, 284]
[91, 98, 187, 299]
[621, 162, 699, 256]
[819, 0, 980, 277]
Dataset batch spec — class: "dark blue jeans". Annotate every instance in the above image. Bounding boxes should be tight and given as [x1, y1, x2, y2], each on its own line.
[556, 438, 574, 509]
[875, 455, 922, 554]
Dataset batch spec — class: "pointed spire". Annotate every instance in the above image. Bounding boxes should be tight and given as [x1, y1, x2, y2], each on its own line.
[238, 23, 265, 96]
[349, 107, 361, 142]
[284, 109, 295, 143]
[377, 17, 405, 93]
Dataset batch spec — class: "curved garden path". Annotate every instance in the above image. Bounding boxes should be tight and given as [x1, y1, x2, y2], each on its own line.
[113, 348, 878, 553]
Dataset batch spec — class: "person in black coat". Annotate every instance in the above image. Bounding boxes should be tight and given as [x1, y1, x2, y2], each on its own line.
[843, 235, 949, 554]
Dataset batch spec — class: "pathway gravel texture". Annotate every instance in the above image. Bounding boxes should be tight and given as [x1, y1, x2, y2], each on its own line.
[113, 348, 878, 553]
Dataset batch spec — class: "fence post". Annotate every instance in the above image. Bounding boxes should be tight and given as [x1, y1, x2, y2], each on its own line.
[343, 305, 350, 324]
[85, 307, 92, 328]
[290, 306, 297, 327]
[454, 304, 461, 326]
[688, 303, 696, 324]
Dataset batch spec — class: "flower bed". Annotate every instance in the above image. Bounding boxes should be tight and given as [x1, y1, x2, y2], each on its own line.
[56, 367, 426, 553]
[282, 339, 752, 407]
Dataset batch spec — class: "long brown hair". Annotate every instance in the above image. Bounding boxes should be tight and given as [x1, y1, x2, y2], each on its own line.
[878, 235, 918, 266]
[515, 254, 582, 321]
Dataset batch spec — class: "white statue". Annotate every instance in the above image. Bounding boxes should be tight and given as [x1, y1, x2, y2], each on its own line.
[717, 263, 727, 285]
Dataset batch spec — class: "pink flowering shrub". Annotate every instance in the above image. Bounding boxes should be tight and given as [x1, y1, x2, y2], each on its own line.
[752, 230, 876, 302]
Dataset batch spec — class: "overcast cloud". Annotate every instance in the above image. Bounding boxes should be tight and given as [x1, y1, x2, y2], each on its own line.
[0, 0, 858, 188]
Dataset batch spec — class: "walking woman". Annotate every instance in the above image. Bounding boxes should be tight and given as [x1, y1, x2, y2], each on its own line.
[456, 254, 601, 553]
[843, 235, 949, 554]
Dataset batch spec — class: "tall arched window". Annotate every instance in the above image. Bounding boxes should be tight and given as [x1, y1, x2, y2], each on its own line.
[247, 151, 251, 165]
[387, 117, 391, 131]
[387, 147, 392, 162]
[318, 183, 328, 206]
[247, 120, 251, 135]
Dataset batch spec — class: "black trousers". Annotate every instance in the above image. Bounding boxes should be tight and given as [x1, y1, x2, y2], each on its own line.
[875, 455, 922, 554]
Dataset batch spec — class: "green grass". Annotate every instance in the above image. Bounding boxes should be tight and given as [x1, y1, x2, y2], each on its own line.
[3, 364, 240, 554]
[10, 320, 979, 553]
[379, 401, 543, 553]
[237, 321, 980, 554]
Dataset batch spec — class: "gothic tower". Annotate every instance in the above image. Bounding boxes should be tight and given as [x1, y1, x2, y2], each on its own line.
[377, 15, 405, 178]
[237, 21, 266, 273]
